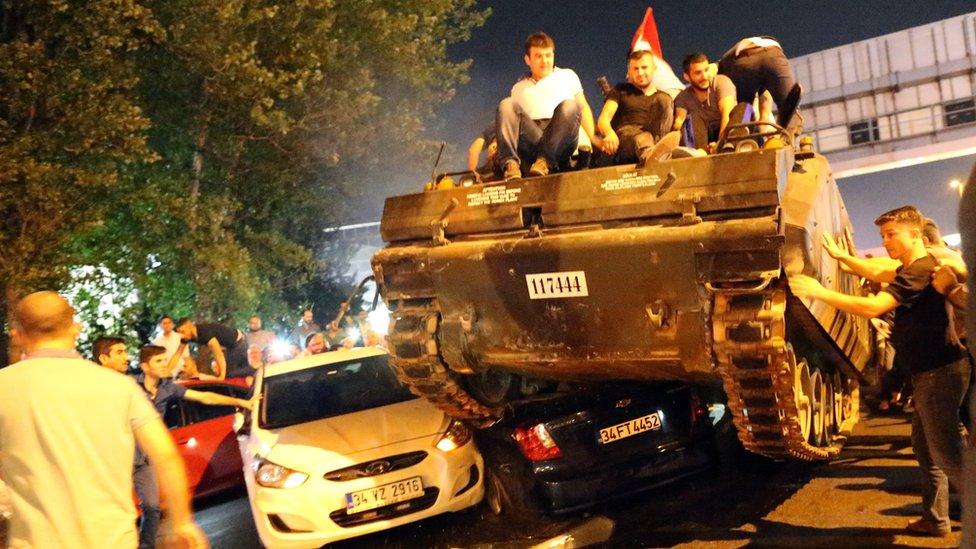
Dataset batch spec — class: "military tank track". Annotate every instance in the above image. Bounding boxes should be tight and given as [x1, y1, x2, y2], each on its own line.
[386, 298, 501, 428]
[712, 284, 859, 461]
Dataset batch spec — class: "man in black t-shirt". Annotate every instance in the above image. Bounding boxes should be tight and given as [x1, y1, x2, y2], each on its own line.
[174, 318, 250, 379]
[791, 205, 969, 538]
[594, 50, 675, 167]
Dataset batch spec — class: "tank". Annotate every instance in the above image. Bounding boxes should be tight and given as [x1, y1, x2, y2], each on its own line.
[371, 136, 876, 461]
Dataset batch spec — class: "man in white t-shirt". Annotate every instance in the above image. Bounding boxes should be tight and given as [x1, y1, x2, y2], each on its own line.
[0, 291, 207, 548]
[153, 314, 189, 378]
[496, 32, 600, 180]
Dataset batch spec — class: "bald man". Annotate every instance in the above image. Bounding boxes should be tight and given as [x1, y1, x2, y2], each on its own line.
[0, 291, 207, 549]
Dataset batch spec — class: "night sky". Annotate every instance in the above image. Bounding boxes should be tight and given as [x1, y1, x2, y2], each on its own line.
[410, 1, 975, 248]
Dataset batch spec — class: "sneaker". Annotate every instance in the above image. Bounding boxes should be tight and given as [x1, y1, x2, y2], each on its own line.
[638, 131, 681, 167]
[503, 160, 521, 181]
[906, 518, 950, 537]
[528, 157, 549, 177]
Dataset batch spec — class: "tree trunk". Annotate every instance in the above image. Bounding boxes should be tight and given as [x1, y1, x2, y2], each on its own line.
[1, 284, 19, 366]
[189, 104, 211, 318]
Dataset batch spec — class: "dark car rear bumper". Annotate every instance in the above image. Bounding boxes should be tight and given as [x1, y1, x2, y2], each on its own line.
[535, 440, 715, 514]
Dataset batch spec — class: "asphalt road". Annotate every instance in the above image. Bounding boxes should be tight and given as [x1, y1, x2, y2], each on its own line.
[197, 407, 964, 548]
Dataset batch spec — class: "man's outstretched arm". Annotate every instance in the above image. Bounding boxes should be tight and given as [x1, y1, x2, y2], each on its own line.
[790, 274, 899, 318]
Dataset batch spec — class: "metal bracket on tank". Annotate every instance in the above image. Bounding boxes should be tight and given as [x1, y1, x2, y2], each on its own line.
[431, 197, 459, 246]
[677, 194, 703, 226]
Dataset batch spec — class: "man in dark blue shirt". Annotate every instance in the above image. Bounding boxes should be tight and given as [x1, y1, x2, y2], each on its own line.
[132, 345, 254, 548]
[791, 205, 969, 537]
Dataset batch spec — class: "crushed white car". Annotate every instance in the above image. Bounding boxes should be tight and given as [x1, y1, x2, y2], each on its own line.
[239, 347, 483, 548]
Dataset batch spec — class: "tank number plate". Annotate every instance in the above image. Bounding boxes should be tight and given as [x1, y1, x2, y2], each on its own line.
[526, 271, 589, 299]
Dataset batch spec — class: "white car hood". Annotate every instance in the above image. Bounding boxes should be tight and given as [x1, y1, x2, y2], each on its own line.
[255, 397, 447, 467]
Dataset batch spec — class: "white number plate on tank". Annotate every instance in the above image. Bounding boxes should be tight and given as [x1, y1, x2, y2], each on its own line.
[526, 271, 589, 299]
[599, 413, 662, 444]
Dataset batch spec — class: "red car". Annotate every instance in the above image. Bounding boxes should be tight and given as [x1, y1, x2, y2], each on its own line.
[160, 378, 249, 499]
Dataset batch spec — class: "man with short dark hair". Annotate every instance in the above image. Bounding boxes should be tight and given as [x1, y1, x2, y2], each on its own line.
[244, 315, 276, 353]
[174, 318, 249, 379]
[673, 52, 737, 150]
[92, 335, 129, 373]
[495, 32, 600, 180]
[792, 205, 969, 537]
[131, 345, 252, 548]
[0, 292, 206, 548]
[595, 49, 675, 167]
[290, 308, 320, 349]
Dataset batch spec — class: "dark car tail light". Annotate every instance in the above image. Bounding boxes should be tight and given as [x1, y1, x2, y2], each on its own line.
[689, 391, 708, 426]
[514, 422, 562, 461]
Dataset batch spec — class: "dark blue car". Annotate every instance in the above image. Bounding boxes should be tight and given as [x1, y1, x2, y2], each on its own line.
[478, 381, 723, 516]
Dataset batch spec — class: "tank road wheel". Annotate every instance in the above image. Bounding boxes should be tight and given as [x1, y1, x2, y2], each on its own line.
[840, 377, 860, 432]
[809, 370, 828, 447]
[464, 370, 521, 408]
[791, 358, 813, 443]
[831, 371, 845, 434]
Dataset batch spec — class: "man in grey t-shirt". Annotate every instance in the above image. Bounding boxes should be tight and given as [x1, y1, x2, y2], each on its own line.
[672, 52, 736, 150]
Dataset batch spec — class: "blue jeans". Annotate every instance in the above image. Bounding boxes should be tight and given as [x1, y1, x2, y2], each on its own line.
[496, 97, 580, 171]
[133, 459, 161, 549]
[911, 358, 971, 531]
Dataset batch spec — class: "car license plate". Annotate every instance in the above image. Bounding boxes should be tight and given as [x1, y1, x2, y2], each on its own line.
[345, 476, 423, 514]
[599, 412, 661, 444]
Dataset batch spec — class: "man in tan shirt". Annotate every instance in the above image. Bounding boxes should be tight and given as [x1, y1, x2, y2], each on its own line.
[0, 291, 207, 548]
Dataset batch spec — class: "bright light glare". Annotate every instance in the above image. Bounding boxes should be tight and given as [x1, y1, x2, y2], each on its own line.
[435, 438, 459, 452]
[345, 327, 361, 343]
[944, 233, 961, 247]
[950, 178, 962, 189]
[367, 303, 391, 336]
[269, 339, 293, 359]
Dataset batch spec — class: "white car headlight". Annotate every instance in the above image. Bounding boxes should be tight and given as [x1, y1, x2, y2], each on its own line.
[435, 419, 472, 452]
[253, 457, 309, 489]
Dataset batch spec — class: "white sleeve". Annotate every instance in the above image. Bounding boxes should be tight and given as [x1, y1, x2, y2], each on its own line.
[566, 69, 583, 96]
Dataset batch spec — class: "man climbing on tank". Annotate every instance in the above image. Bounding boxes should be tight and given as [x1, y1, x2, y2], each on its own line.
[790, 205, 970, 538]
[495, 32, 600, 180]
[672, 53, 737, 152]
[718, 36, 802, 130]
[593, 49, 679, 167]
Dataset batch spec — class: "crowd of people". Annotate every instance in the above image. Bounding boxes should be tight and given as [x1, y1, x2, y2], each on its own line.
[468, 33, 800, 180]
[0, 299, 383, 548]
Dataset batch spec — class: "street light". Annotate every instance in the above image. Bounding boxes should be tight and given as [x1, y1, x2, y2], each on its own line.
[950, 178, 964, 196]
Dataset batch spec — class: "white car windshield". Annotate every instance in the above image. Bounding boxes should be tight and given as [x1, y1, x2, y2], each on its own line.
[260, 355, 416, 429]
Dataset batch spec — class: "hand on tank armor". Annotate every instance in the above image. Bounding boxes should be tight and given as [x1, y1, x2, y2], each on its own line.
[788, 275, 825, 300]
[821, 233, 851, 261]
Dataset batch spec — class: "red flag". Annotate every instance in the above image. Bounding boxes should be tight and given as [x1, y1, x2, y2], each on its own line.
[631, 7, 663, 58]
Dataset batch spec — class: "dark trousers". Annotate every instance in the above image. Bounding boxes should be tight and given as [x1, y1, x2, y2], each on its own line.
[719, 46, 798, 125]
[496, 97, 580, 171]
[225, 337, 251, 378]
[911, 358, 971, 531]
[133, 459, 161, 549]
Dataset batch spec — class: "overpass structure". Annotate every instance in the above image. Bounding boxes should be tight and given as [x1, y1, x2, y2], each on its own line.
[792, 11, 976, 178]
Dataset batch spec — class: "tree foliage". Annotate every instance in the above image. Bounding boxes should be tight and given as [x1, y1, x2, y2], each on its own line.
[0, 0, 488, 356]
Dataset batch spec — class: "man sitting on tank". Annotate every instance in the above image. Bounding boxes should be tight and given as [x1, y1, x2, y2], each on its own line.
[495, 32, 600, 181]
[592, 49, 677, 168]
[671, 53, 737, 152]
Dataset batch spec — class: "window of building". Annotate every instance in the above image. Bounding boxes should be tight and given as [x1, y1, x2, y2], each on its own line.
[945, 98, 976, 127]
[848, 119, 880, 145]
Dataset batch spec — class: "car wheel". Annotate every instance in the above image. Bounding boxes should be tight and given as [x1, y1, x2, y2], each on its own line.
[483, 448, 542, 520]
[464, 370, 522, 407]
